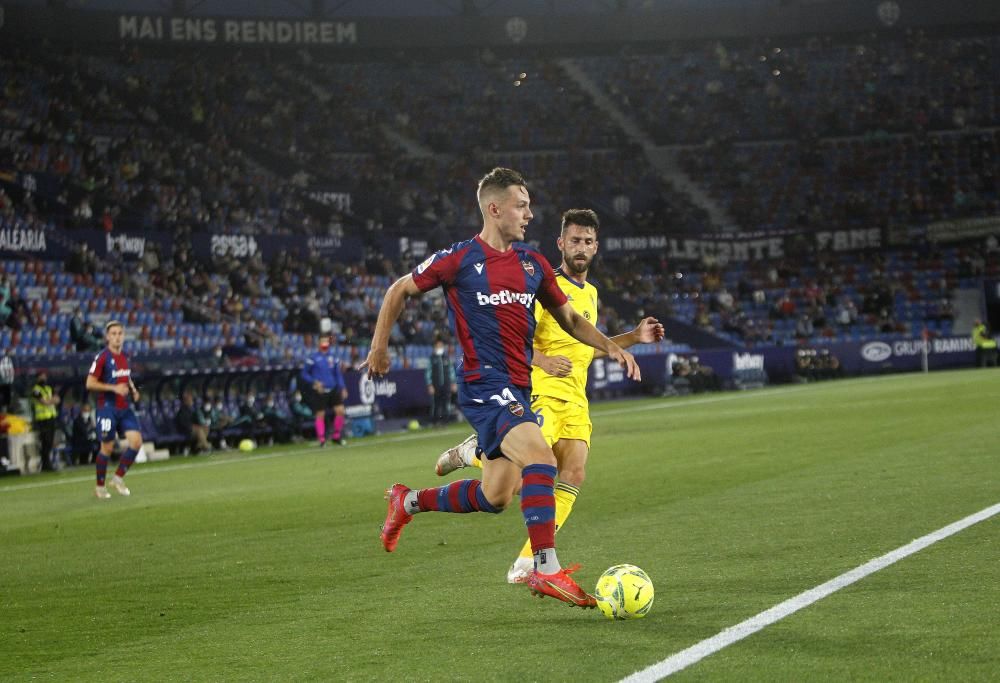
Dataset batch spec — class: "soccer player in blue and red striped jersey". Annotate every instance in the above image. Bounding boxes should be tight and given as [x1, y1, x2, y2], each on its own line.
[362, 168, 642, 608]
[86, 321, 143, 499]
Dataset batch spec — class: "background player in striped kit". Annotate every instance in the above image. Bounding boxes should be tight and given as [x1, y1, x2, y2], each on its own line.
[362, 168, 642, 608]
[86, 321, 143, 499]
[435, 208, 665, 583]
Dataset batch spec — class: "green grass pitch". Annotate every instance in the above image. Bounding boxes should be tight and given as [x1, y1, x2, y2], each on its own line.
[2, 369, 998, 681]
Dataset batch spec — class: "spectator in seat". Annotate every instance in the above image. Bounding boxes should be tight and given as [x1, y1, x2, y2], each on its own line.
[262, 394, 294, 444]
[289, 389, 313, 439]
[0, 348, 14, 413]
[175, 392, 211, 454]
[0, 275, 12, 326]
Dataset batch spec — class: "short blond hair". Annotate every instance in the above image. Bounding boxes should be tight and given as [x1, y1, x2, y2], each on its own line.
[476, 167, 527, 215]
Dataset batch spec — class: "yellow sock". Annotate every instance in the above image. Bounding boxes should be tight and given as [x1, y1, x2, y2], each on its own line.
[518, 481, 579, 560]
[472, 454, 483, 469]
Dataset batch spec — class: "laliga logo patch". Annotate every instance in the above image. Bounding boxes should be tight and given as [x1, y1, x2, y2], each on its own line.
[521, 260, 535, 276]
[416, 254, 436, 274]
[508, 401, 525, 417]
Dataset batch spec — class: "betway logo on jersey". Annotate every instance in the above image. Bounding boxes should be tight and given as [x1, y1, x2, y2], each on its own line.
[476, 290, 535, 307]
[111, 369, 132, 378]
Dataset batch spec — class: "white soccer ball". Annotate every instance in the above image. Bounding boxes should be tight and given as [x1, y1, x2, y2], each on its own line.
[594, 564, 654, 620]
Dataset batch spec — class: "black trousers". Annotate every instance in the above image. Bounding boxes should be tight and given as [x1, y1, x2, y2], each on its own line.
[430, 388, 452, 424]
[35, 418, 57, 470]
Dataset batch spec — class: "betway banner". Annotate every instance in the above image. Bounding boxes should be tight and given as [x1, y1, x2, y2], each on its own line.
[78, 229, 173, 261]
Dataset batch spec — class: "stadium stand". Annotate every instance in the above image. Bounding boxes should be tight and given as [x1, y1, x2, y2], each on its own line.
[3, 19, 1000, 449]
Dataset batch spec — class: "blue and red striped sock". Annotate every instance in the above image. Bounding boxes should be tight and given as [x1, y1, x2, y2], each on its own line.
[115, 448, 139, 478]
[521, 463, 558, 555]
[95, 453, 109, 486]
[412, 479, 499, 514]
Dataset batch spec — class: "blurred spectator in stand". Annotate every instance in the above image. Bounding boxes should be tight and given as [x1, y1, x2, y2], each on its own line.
[0, 274, 12, 327]
[70, 310, 103, 352]
[795, 314, 815, 340]
[835, 298, 858, 328]
[0, 349, 15, 413]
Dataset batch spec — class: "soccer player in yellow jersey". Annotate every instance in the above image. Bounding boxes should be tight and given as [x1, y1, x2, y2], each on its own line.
[435, 208, 664, 583]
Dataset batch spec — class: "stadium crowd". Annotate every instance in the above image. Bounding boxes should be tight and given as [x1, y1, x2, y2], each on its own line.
[2, 24, 1000, 468]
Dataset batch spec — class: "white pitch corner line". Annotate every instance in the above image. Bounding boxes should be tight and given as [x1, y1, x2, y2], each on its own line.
[620, 501, 1000, 682]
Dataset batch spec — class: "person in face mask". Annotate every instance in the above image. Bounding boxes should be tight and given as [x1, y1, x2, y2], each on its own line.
[209, 398, 233, 449]
[299, 333, 348, 446]
[425, 338, 456, 426]
[71, 402, 99, 465]
[261, 394, 293, 444]
[289, 390, 313, 441]
[31, 371, 61, 471]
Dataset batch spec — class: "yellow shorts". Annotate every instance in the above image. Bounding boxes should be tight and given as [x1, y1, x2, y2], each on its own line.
[531, 394, 592, 448]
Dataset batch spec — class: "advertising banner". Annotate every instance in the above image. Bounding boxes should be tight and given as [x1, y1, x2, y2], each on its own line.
[6, 3, 1000, 50]
[188, 231, 365, 263]
[600, 227, 885, 261]
[343, 368, 428, 416]
[77, 229, 174, 261]
[926, 216, 1000, 243]
[0, 225, 51, 256]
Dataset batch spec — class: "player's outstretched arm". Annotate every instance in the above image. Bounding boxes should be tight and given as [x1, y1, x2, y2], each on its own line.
[360, 274, 422, 378]
[549, 302, 641, 381]
[593, 316, 665, 359]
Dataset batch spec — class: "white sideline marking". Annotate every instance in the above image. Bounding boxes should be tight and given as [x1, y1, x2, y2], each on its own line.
[2, 389, 795, 494]
[620, 501, 1000, 682]
[0, 373, 963, 495]
[0, 427, 469, 493]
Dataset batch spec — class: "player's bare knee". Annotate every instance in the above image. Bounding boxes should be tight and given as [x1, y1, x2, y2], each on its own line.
[560, 467, 585, 488]
[523, 448, 557, 468]
[484, 489, 513, 511]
